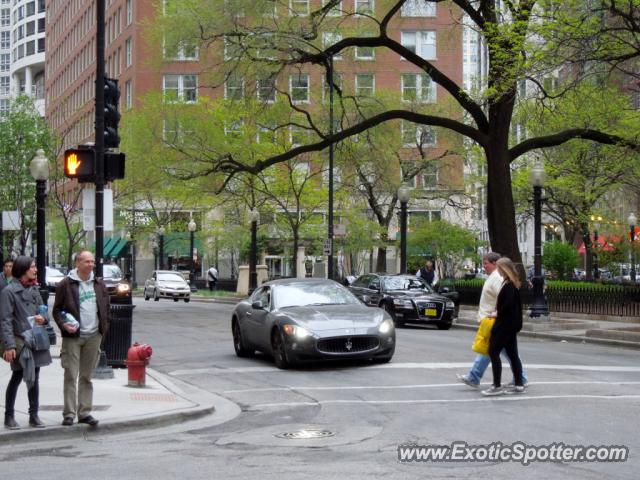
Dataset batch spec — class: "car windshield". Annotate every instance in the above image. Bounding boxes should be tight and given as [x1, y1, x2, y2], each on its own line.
[158, 273, 185, 283]
[275, 282, 361, 309]
[103, 265, 123, 279]
[383, 276, 433, 293]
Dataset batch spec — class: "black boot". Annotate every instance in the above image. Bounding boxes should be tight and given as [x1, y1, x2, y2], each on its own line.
[29, 415, 45, 428]
[4, 414, 20, 430]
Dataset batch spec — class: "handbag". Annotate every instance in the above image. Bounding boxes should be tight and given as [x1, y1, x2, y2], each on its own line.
[31, 324, 51, 352]
[472, 317, 496, 355]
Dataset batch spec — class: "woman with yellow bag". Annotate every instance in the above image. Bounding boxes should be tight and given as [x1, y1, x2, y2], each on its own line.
[481, 258, 524, 396]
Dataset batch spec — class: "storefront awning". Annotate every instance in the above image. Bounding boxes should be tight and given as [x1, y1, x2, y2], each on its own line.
[162, 232, 204, 257]
[106, 237, 128, 258]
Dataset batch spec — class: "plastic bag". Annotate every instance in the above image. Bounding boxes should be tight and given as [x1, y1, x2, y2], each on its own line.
[472, 317, 496, 355]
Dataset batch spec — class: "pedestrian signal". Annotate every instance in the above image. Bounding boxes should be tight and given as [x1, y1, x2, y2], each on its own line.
[64, 149, 96, 182]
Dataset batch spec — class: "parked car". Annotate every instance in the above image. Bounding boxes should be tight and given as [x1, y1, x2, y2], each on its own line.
[102, 264, 132, 304]
[231, 278, 395, 369]
[348, 273, 457, 330]
[45, 266, 66, 292]
[144, 270, 191, 302]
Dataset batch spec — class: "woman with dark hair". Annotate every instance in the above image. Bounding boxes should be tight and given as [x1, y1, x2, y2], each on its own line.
[482, 257, 525, 396]
[0, 256, 52, 429]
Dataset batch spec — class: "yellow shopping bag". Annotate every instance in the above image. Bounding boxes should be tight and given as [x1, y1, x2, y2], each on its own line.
[471, 317, 496, 355]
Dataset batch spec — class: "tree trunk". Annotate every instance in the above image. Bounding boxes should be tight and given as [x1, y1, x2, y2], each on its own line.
[484, 141, 525, 279]
[375, 231, 389, 273]
[291, 227, 299, 278]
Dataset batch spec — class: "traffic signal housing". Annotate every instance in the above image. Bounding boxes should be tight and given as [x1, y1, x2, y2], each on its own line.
[105, 152, 126, 181]
[104, 77, 121, 149]
[64, 148, 96, 182]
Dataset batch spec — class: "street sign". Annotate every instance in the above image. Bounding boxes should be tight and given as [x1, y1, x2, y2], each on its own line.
[323, 239, 332, 256]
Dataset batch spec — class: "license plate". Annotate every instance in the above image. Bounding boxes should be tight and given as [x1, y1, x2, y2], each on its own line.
[424, 308, 437, 317]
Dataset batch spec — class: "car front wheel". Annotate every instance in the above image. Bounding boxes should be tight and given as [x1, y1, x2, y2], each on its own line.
[144, 288, 150, 301]
[271, 330, 291, 369]
[154, 289, 160, 301]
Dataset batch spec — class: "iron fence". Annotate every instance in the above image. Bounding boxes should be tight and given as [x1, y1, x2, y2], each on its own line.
[454, 283, 640, 317]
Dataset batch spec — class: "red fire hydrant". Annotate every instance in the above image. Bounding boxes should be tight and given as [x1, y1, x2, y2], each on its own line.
[126, 342, 153, 387]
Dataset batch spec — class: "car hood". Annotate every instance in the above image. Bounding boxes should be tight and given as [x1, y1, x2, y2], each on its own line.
[276, 304, 385, 331]
[385, 290, 450, 301]
[157, 280, 188, 287]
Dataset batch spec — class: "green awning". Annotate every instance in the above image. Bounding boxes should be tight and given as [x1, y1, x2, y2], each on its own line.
[103, 236, 117, 255]
[107, 238, 128, 259]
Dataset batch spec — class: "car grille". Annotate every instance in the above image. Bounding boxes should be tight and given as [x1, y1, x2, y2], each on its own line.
[415, 300, 444, 319]
[317, 336, 379, 354]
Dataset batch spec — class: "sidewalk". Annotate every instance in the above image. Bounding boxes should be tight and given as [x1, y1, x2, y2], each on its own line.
[456, 305, 640, 349]
[0, 342, 238, 442]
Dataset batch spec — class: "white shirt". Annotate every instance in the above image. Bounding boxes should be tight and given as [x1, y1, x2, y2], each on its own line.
[477, 269, 504, 322]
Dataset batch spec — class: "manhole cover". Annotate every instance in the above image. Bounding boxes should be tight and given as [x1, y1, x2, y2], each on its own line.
[275, 429, 336, 439]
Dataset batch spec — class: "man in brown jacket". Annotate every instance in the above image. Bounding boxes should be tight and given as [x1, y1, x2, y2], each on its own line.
[53, 251, 110, 427]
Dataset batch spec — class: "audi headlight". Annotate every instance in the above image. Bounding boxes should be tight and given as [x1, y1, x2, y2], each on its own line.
[393, 298, 412, 308]
[116, 283, 131, 295]
[283, 324, 312, 339]
[446, 301, 455, 308]
[378, 319, 394, 334]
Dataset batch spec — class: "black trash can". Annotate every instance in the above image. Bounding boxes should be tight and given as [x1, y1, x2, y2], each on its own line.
[104, 304, 135, 368]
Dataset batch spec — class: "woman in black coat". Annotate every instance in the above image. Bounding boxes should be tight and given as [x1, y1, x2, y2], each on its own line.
[482, 257, 524, 396]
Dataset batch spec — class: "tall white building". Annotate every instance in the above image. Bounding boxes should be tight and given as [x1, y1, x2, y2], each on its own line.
[0, 0, 46, 115]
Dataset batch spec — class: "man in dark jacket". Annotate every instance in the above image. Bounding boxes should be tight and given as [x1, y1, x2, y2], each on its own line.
[53, 251, 110, 427]
[0, 258, 13, 291]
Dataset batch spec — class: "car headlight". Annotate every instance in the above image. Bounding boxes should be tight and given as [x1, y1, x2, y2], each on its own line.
[393, 298, 412, 308]
[378, 319, 394, 334]
[282, 324, 313, 339]
[446, 301, 455, 308]
[116, 283, 130, 295]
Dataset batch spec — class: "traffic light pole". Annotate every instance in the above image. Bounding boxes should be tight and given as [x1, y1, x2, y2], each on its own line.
[95, 0, 105, 277]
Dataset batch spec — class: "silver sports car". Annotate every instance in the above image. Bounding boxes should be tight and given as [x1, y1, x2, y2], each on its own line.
[231, 278, 395, 368]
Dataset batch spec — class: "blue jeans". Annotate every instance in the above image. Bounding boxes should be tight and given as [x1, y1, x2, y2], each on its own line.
[467, 351, 528, 385]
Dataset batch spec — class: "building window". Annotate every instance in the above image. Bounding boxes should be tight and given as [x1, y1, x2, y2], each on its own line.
[0, 76, 9, 95]
[0, 54, 8, 72]
[0, 31, 9, 49]
[355, 39, 375, 60]
[355, 0, 374, 15]
[401, 121, 436, 148]
[125, 80, 132, 108]
[224, 120, 244, 139]
[401, 31, 436, 60]
[401, 73, 436, 103]
[290, 0, 309, 16]
[225, 74, 244, 100]
[322, 0, 342, 16]
[290, 125, 309, 146]
[355, 73, 374, 96]
[127, 0, 133, 25]
[125, 37, 133, 67]
[0, 8, 9, 27]
[257, 76, 276, 103]
[290, 73, 309, 103]
[0, 98, 8, 116]
[401, 163, 417, 188]
[401, 0, 436, 17]
[322, 32, 342, 60]
[410, 210, 441, 222]
[224, 36, 242, 60]
[421, 163, 438, 189]
[163, 74, 198, 103]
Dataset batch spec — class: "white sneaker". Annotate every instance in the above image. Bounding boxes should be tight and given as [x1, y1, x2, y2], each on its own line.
[505, 385, 526, 394]
[507, 380, 529, 388]
[481, 385, 505, 396]
[456, 374, 479, 389]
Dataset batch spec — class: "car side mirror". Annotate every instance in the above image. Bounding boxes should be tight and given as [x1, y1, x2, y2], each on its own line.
[368, 284, 380, 292]
[251, 300, 265, 310]
[440, 287, 450, 293]
[361, 295, 370, 304]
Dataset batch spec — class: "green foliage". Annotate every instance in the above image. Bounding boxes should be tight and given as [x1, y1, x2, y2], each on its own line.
[542, 241, 579, 280]
[406, 219, 477, 277]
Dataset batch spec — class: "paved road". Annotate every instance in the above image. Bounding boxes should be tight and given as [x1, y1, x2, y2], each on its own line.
[1, 298, 638, 479]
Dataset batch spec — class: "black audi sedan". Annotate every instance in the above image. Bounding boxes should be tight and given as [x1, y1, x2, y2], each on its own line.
[348, 274, 456, 330]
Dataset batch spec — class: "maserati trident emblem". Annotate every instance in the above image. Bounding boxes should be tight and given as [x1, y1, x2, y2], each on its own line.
[345, 339, 353, 351]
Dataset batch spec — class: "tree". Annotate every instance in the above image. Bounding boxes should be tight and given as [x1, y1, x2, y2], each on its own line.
[152, 0, 640, 278]
[406, 218, 477, 278]
[0, 96, 56, 257]
[542, 240, 579, 280]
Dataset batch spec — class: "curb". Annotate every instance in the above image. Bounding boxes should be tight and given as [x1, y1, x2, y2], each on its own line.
[454, 320, 640, 350]
[0, 367, 238, 444]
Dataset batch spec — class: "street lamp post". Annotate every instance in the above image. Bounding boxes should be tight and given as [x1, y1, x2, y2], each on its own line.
[397, 185, 410, 274]
[249, 209, 259, 293]
[29, 149, 49, 305]
[188, 218, 196, 288]
[629, 212, 637, 283]
[157, 226, 165, 270]
[125, 232, 136, 288]
[529, 159, 549, 317]
[592, 216, 601, 280]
